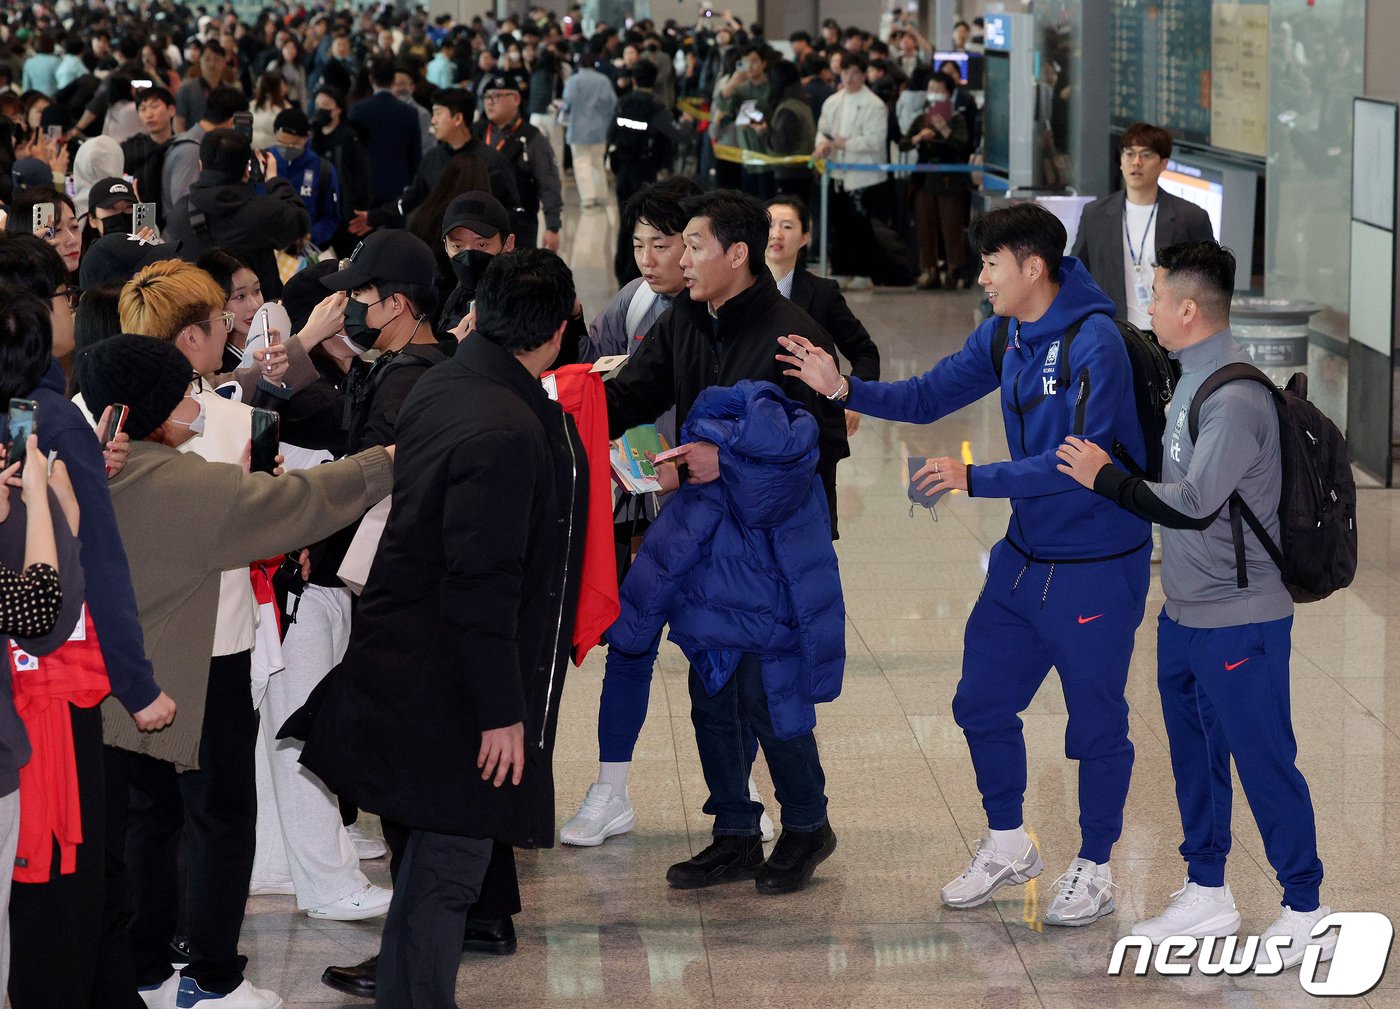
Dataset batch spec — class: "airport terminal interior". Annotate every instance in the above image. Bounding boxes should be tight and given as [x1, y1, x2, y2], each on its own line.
[247, 200, 1400, 1009]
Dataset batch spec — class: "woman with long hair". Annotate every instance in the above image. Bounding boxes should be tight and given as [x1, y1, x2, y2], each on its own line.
[251, 72, 291, 150]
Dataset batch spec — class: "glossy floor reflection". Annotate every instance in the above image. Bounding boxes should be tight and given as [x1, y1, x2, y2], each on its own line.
[261, 196, 1400, 1007]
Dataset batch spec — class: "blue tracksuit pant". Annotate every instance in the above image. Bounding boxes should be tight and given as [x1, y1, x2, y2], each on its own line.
[1156, 611, 1323, 911]
[955, 538, 1150, 864]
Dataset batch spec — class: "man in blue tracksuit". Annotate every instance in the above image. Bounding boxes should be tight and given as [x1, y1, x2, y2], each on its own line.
[779, 204, 1150, 926]
[269, 107, 341, 253]
[1058, 241, 1333, 969]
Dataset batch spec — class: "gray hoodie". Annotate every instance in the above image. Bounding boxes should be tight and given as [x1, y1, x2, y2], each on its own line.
[1094, 327, 1293, 629]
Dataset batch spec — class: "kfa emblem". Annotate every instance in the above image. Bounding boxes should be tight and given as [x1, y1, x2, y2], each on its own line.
[1043, 340, 1061, 370]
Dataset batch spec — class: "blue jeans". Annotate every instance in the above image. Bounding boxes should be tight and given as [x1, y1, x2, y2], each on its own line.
[689, 653, 827, 836]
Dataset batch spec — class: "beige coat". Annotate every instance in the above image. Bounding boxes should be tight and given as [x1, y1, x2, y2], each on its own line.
[101, 442, 393, 770]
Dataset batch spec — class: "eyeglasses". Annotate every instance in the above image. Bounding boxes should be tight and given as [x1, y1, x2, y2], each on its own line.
[1120, 148, 1161, 163]
[482, 91, 517, 102]
[203, 311, 235, 330]
[53, 287, 82, 310]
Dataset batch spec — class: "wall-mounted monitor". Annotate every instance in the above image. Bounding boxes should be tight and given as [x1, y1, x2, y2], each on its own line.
[1161, 160, 1226, 241]
[1157, 151, 1258, 291]
[931, 51, 984, 90]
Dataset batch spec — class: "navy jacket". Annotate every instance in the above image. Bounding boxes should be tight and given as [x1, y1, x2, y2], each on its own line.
[847, 258, 1150, 561]
[348, 91, 424, 203]
[609, 382, 845, 739]
[31, 359, 160, 713]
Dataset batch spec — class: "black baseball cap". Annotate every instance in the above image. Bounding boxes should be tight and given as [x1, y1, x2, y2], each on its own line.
[321, 229, 438, 291]
[441, 191, 510, 240]
[480, 73, 522, 95]
[79, 232, 188, 288]
[88, 177, 138, 212]
[273, 107, 311, 136]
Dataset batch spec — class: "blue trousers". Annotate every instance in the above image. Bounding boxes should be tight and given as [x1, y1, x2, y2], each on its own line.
[955, 539, 1150, 863]
[1156, 611, 1323, 911]
[689, 653, 827, 835]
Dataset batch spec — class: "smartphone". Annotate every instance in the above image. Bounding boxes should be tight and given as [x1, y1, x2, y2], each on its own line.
[98, 403, 129, 445]
[31, 201, 54, 239]
[5, 399, 38, 467]
[249, 409, 280, 475]
[44, 124, 62, 144]
[231, 112, 254, 141]
[133, 201, 157, 237]
[132, 78, 153, 90]
[245, 302, 290, 356]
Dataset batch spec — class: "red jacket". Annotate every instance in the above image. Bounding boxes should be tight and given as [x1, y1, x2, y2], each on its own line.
[10, 607, 110, 883]
[544, 364, 619, 663]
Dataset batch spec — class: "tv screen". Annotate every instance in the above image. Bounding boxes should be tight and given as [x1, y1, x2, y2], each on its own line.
[1160, 159, 1225, 241]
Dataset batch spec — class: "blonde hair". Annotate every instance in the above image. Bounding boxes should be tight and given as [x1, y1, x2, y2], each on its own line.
[119, 259, 228, 342]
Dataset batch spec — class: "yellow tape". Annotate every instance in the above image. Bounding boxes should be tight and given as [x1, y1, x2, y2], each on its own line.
[675, 97, 711, 123]
[711, 143, 815, 168]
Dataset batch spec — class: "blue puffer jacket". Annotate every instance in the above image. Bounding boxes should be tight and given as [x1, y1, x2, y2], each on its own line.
[609, 381, 845, 739]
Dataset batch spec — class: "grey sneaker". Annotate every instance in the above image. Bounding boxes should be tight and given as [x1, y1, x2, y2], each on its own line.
[1044, 857, 1116, 926]
[940, 837, 1044, 908]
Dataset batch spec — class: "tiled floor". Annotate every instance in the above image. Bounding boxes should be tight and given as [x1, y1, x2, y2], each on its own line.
[256, 199, 1400, 1007]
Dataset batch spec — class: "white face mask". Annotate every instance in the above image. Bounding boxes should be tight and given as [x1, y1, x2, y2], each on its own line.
[169, 392, 207, 436]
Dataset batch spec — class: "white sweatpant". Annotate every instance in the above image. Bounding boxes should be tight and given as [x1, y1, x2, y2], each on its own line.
[530, 111, 565, 172]
[0, 789, 17, 994]
[252, 584, 367, 908]
[570, 143, 608, 206]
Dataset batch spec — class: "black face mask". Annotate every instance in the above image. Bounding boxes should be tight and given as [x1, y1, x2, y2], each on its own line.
[309, 108, 332, 129]
[102, 212, 134, 236]
[450, 248, 495, 298]
[342, 297, 381, 353]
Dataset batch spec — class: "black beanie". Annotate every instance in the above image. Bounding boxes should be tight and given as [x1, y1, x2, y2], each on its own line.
[281, 259, 340, 332]
[76, 335, 193, 442]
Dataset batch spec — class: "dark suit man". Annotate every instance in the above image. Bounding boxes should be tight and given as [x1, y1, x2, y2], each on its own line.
[1071, 122, 1214, 329]
[348, 63, 424, 204]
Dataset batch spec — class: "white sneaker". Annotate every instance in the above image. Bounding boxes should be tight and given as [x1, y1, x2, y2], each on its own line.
[560, 783, 635, 846]
[1043, 857, 1116, 926]
[747, 777, 775, 843]
[940, 837, 1044, 908]
[1254, 905, 1337, 970]
[305, 882, 393, 921]
[1134, 879, 1242, 942]
[138, 971, 180, 1009]
[247, 878, 295, 896]
[840, 276, 874, 291]
[175, 978, 283, 1009]
[347, 822, 388, 860]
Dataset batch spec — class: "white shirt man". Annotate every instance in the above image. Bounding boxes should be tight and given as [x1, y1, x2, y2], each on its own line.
[813, 56, 888, 193]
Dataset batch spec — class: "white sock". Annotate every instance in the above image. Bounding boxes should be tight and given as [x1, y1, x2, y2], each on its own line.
[597, 761, 631, 796]
[1194, 882, 1227, 898]
[988, 825, 1030, 853]
[1084, 861, 1111, 882]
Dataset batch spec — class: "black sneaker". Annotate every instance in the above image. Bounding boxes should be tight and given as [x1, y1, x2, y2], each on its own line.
[462, 915, 517, 955]
[755, 822, 837, 895]
[665, 835, 764, 889]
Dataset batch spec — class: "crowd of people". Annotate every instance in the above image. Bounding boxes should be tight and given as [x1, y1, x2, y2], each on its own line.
[0, 3, 1346, 1009]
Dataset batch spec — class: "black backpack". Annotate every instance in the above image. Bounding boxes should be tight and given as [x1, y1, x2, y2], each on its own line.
[1187, 365, 1357, 603]
[992, 313, 1177, 479]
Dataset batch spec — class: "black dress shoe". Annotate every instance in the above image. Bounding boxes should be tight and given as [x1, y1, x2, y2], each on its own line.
[666, 835, 764, 889]
[462, 915, 517, 955]
[755, 823, 837, 895]
[322, 954, 377, 999]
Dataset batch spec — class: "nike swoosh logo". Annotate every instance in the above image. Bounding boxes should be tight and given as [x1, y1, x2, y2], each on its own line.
[1225, 658, 1250, 671]
[1077, 614, 1104, 624]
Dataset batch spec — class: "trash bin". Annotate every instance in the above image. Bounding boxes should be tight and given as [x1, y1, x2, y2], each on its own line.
[1230, 297, 1320, 386]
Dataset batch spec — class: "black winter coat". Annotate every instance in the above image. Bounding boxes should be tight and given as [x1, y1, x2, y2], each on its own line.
[290, 335, 588, 844]
[604, 270, 849, 535]
[789, 268, 881, 383]
[164, 173, 310, 299]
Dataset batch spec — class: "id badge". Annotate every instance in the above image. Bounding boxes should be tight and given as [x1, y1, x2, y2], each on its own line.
[1134, 278, 1152, 308]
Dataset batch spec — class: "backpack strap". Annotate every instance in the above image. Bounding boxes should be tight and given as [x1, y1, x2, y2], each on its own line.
[1186, 361, 1287, 585]
[625, 281, 660, 338]
[990, 316, 1009, 379]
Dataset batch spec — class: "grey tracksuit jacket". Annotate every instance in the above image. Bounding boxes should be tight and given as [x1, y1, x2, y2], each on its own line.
[1094, 326, 1294, 629]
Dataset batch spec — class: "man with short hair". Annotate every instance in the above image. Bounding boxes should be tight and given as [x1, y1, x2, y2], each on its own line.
[269, 107, 341, 252]
[1057, 240, 1337, 966]
[390, 65, 435, 155]
[782, 203, 1151, 927]
[1072, 122, 1214, 329]
[164, 128, 310, 299]
[122, 86, 177, 221]
[476, 73, 563, 251]
[297, 249, 588, 1009]
[161, 84, 247, 222]
[812, 52, 888, 287]
[85, 177, 138, 236]
[347, 61, 423, 207]
[353, 89, 521, 237]
[175, 38, 232, 132]
[438, 190, 516, 332]
[607, 60, 687, 285]
[789, 30, 814, 63]
[602, 190, 847, 892]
